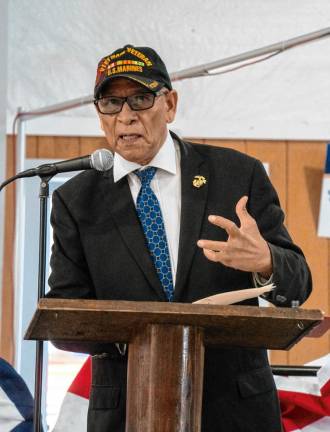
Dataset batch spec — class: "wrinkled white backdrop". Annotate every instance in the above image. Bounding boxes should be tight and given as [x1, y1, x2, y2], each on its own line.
[7, 0, 330, 139]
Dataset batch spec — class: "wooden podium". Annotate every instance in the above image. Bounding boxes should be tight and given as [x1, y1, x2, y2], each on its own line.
[25, 299, 323, 432]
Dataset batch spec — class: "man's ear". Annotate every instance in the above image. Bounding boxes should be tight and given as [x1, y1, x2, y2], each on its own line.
[165, 90, 178, 124]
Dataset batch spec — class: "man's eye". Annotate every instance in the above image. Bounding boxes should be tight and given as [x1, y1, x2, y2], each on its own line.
[99, 97, 121, 108]
[105, 97, 122, 106]
[134, 94, 152, 103]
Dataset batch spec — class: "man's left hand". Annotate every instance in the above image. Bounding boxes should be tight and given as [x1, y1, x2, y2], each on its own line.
[197, 196, 272, 276]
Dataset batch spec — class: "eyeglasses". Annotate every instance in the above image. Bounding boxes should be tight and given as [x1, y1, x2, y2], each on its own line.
[94, 90, 167, 115]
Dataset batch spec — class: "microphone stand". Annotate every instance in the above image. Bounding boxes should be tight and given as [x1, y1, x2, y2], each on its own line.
[33, 174, 53, 432]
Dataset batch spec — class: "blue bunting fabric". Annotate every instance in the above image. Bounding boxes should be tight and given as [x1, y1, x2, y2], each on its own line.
[0, 357, 34, 431]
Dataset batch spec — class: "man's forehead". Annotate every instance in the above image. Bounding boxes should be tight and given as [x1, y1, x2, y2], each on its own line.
[101, 77, 148, 95]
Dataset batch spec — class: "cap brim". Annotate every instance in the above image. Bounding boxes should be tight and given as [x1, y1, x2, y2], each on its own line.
[95, 74, 164, 97]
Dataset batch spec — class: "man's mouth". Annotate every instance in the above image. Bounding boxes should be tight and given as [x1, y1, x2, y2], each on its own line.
[119, 134, 142, 142]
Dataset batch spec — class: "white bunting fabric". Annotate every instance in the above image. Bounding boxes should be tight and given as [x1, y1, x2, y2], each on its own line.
[53, 355, 330, 431]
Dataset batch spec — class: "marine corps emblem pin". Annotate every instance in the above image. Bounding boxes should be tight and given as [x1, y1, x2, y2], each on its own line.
[192, 175, 207, 188]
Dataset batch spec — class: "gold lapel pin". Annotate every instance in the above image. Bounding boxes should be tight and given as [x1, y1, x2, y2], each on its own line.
[192, 175, 207, 188]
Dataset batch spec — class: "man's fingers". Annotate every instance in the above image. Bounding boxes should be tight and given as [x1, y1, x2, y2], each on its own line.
[202, 248, 234, 267]
[208, 215, 240, 237]
[197, 240, 227, 252]
[235, 196, 248, 215]
[202, 248, 220, 263]
[235, 196, 255, 228]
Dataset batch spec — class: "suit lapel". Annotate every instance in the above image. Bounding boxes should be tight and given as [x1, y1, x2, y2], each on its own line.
[104, 172, 167, 301]
[173, 138, 209, 301]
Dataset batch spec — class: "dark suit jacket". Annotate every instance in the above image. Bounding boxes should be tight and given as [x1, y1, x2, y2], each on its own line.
[48, 134, 312, 431]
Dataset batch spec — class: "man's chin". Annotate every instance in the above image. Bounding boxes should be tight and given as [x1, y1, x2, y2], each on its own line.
[117, 150, 150, 165]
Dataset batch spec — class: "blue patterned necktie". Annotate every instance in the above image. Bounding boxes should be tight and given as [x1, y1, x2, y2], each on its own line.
[135, 167, 174, 301]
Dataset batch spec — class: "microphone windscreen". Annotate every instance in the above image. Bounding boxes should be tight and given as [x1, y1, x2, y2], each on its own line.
[91, 148, 114, 171]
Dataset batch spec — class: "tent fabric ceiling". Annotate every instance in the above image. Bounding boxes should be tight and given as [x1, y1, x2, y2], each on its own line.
[7, 0, 330, 139]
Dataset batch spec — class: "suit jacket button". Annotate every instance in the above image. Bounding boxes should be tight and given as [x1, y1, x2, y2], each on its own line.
[276, 294, 287, 303]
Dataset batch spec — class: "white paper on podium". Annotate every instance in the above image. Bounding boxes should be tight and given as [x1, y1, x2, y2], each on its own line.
[193, 284, 275, 305]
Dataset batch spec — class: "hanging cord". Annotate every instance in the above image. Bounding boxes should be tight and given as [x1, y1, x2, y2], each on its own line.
[203, 51, 281, 77]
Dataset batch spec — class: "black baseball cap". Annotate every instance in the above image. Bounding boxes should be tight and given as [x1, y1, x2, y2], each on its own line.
[94, 44, 172, 98]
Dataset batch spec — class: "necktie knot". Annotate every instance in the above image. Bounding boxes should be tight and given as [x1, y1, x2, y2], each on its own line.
[135, 167, 157, 187]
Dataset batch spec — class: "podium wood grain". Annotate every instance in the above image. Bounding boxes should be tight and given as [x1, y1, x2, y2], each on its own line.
[26, 298, 323, 350]
[25, 299, 323, 432]
[126, 324, 204, 431]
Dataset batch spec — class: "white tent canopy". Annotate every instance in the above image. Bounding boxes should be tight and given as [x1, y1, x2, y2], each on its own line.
[7, 0, 330, 139]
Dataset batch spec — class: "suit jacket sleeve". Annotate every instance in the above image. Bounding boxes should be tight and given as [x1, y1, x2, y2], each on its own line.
[47, 187, 122, 357]
[248, 159, 312, 307]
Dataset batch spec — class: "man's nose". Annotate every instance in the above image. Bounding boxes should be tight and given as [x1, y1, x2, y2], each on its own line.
[117, 101, 137, 124]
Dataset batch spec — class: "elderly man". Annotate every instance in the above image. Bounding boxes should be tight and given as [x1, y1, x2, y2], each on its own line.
[48, 45, 312, 431]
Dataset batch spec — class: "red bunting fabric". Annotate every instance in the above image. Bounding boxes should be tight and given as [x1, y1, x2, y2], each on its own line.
[275, 355, 330, 431]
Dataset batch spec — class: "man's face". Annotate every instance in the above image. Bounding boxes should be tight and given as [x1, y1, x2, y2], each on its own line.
[97, 78, 178, 165]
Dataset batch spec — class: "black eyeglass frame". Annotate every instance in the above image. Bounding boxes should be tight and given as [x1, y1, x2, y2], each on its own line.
[94, 89, 168, 115]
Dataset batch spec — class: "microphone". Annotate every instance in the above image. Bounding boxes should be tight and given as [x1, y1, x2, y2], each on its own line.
[0, 148, 114, 191]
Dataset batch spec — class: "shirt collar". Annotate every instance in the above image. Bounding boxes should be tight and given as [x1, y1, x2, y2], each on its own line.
[113, 131, 177, 182]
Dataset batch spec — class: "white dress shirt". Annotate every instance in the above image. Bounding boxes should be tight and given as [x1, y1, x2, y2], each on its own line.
[113, 131, 181, 284]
